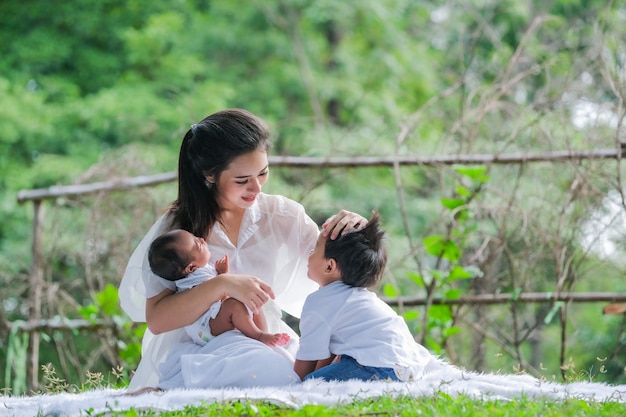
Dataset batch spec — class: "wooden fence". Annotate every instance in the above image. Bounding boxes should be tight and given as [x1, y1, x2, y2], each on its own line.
[14, 147, 626, 389]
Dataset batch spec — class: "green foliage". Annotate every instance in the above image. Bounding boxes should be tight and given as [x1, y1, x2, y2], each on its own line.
[78, 284, 146, 372]
[4, 327, 28, 395]
[397, 165, 488, 353]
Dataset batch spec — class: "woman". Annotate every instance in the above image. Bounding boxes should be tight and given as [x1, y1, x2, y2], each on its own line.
[119, 108, 365, 389]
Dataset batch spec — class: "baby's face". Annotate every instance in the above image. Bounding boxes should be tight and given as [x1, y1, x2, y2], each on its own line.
[176, 230, 211, 267]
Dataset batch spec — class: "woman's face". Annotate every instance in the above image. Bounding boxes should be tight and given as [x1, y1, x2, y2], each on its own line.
[210, 149, 269, 211]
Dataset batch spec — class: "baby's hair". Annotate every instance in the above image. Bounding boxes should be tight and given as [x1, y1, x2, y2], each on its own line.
[148, 230, 189, 281]
[324, 212, 387, 288]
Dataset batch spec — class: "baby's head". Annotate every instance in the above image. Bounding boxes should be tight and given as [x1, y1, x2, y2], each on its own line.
[312, 212, 387, 288]
[148, 229, 211, 281]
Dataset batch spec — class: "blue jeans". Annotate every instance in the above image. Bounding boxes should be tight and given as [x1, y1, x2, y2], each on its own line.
[303, 355, 400, 382]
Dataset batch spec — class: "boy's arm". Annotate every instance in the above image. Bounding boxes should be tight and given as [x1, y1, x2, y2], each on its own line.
[294, 359, 317, 381]
[294, 355, 336, 380]
[314, 354, 336, 370]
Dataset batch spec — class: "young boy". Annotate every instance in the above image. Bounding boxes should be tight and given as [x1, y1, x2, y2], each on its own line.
[148, 229, 290, 347]
[294, 212, 432, 382]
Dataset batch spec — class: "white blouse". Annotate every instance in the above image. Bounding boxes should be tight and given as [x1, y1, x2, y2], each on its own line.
[118, 193, 320, 389]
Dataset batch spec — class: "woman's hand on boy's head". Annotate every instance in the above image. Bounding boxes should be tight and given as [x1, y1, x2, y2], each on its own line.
[322, 210, 367, 240]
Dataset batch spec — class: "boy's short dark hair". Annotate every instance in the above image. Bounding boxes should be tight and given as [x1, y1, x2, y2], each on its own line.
[324, 212, 387, 288]
[148, 230, 189, 281]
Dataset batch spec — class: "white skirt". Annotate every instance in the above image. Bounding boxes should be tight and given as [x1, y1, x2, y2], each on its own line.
[158, 330, 300, 389]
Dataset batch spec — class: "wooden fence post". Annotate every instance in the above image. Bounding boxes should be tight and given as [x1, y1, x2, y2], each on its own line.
[27, 199, 44, 391]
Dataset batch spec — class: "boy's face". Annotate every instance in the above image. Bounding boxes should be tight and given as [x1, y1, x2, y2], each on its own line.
[307, 232, 333, 286]
[176, 230, 211, 268]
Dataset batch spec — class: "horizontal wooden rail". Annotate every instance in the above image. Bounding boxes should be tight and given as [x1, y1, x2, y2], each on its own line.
[5, 318, 114, 333]
[17, 172, 177, 203]
[16, 147, 625, 203]
[383, 292, 626, 307]
[4, 292, 625, 334]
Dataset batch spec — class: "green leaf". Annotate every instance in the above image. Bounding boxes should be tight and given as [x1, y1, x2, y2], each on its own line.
[407, 271, 425, 287]
[455, 184, 471, 197]
[454, 165, 489, 182]
[445, 288, 463, 300]
[427, 305, 453, 323]
[95, 284, 121, 317]
[442, 241, 462, 262]
[403, 310, 420, 321]
[382, 283, 397, 297]
[441, 198, 465, 211]
[423, 235, 461, 262]
[443, 326, 462, 337]
[544, 301, 564, 325]
[448, 265, 474, 281]
[423, 234, 445, 256]
[425, 336, 443, 354]
[77, 304, 98, 320]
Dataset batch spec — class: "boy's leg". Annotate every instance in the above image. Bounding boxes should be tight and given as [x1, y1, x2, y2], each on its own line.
[210, 298, 290, 346]
[304, 355, 400, 382]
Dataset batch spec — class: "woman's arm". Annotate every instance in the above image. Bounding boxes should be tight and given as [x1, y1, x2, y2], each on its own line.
[145, 273, 275, 334]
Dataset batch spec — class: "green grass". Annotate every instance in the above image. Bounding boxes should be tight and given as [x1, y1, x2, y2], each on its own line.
[92, 394, 626, 416]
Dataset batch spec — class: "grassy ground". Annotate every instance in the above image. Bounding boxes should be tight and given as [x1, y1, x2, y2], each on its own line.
[98, 394, 626, 416]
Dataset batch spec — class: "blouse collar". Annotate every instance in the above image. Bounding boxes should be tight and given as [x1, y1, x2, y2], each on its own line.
[238, 197, 261, 245]
[211, 195, 262, 247]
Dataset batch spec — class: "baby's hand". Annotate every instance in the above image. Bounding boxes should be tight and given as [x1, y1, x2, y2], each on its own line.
[215, 255, 229, 275]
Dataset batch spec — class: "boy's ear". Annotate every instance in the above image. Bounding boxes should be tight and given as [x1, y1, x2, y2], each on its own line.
[326, 258, 339, 274]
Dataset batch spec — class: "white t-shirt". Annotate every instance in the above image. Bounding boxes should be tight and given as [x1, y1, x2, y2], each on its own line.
[296, 281, 431, 381]
[118, 193, 320, 389]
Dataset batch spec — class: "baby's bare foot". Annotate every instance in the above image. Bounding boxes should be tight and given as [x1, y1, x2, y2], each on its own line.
[258, 332, 291, 347]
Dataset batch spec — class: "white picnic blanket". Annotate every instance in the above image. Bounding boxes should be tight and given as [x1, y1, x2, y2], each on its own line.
[2, 360, 625, 416]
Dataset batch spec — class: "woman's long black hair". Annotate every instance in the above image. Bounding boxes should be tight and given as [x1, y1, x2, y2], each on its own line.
[169, 108, 271, 238]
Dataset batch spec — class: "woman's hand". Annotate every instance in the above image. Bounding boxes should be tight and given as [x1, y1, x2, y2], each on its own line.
[322, 210, 368, 240]
[221, 273, 275, 314]
[146, 273, 274, 334]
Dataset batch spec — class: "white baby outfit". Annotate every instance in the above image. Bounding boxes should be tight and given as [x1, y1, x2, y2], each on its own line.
[175, 264, 225, 346]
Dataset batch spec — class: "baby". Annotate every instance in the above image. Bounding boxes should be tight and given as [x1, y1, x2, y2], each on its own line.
[148, 229, 290, 347]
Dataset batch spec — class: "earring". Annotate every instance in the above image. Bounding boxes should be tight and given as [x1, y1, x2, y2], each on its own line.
[204, 179, 213, 189]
